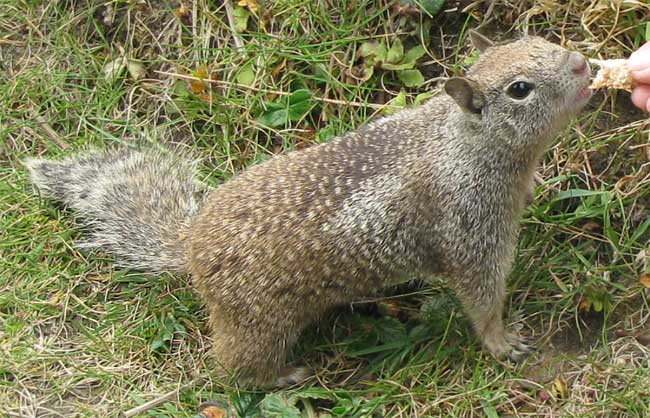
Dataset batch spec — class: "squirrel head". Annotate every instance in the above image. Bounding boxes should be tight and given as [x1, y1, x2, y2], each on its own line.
[444, 31, 591, 155]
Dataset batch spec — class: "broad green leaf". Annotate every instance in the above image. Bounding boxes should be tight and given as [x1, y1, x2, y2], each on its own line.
[288, 387, 335, 402]
[258, 109, 288, 127]
[288, 102, 311, 121]
[287, 90, 313, 120]
[386, 38, 404, 64]
[399, 69, 425, 87]
[172, 79, 190, 97]
[259, 393, 302, 418]
[404, 45, 427, 64]
[482, 402, 500, 418]
[381, 62, 416, 71]
[259, 90, 313, 126]
[262, 100, 285, 111]
[362, 65, 374, 81]
[375, 316, 407, 343]
[230, 392, 264, 418]
[463, 49, 481, 66]
[233, 6, 250, 32]
[592, 298, 603, 312]
[288, 89, 312, 104]
[384, 90, 407, 114]
[236, 63, 256, 86]
[414, 91, 435, 105]
[359, 41, 387, 62]
[391, 90, 408, 107]
[359, 41, 378, 57]
[149, 336, 166, 352]
[318, 126, 337, 141]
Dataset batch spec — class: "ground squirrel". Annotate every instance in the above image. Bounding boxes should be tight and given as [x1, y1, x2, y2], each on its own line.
[26, 31, 592, 388]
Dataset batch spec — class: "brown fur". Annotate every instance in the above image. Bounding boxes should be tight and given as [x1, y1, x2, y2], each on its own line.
[27, 32, 592, 387]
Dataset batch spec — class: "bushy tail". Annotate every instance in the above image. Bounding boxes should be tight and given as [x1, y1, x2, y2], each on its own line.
[26, 148, 207, 274]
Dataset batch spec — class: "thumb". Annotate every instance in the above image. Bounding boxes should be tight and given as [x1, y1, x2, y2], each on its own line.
[628, 41, 650, 71]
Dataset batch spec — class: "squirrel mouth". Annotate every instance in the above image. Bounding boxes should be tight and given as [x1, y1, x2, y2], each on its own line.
[576, 85, 592, 102]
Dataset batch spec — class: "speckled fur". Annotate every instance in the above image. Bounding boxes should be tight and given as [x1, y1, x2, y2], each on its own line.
[26, 148, 205, 273]
[27, 33, 591, 388]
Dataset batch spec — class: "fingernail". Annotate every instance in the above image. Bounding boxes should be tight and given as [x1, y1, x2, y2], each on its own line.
[628, 50, 650, 70]
[630, 67, 650, 83]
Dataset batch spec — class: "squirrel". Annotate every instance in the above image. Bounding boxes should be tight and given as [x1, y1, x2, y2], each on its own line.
[26, 31, 592, 388]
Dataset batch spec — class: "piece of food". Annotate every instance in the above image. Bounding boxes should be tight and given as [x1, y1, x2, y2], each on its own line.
[590, 58, 636, 90]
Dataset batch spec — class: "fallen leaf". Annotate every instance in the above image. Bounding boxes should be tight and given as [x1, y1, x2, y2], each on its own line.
[48, 291, 65, 306]
[190, 64, 210, 94]
[640, 274, 650, 288]
[615, 174, 638, 191]
[578, 284, 612, 313]
[194, 64, 209, 79]
[175, 3, 189, 19]
[636, 249, 650, 274]
[103, 57, 127, 81]
[550, 375, 569, 399]
[578, 297, 591, 311]
[198, 403, 228, 418]
[271, 58, 287, 77]
[126, 60, 146, 80]
[198, 92, 212, 104]
[378, 300, 403, 317]
[238, 0, 258, 13]
[581, 220, 600, 232]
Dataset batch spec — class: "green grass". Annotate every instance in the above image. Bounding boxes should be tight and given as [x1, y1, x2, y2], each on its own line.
[2, 0, 650, 417]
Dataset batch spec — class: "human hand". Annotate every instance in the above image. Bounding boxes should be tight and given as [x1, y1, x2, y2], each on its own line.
[629, 41, 650, 112]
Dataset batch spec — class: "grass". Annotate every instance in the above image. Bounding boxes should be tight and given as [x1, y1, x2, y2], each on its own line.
[1, 0, 650, 417]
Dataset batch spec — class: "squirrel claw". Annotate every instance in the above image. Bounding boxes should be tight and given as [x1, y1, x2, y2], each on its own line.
[505, 334, 533, 363]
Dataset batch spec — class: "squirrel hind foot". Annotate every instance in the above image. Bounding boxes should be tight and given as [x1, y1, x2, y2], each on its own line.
[504, 333, 534, 363]
[482, 329, 533, 363]
[273, 366, 311, 388]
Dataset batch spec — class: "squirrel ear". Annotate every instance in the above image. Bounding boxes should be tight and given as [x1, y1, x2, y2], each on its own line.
[444, 77, 485, 115]
[468, 29, 494, 53]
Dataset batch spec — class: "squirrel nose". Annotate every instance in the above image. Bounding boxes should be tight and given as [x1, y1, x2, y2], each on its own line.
[568, 51, 588, 74]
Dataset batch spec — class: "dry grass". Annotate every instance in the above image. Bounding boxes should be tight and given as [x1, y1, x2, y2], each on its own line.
[1, 0, 650, 417]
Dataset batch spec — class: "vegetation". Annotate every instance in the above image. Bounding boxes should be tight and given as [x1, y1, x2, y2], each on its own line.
[1, 0, 649, 416]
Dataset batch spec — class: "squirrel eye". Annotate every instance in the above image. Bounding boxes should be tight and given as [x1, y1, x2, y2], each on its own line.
[506, 81, 534, 99]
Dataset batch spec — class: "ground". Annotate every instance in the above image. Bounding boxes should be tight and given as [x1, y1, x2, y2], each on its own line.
[1, 0, 650, 417]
